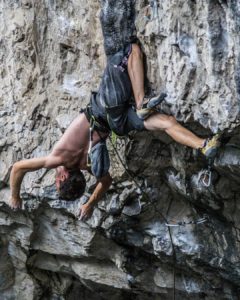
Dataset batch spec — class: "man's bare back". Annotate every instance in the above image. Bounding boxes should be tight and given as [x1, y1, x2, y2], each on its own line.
[8, 112, 112, 219]
[52, 113, 109, 170]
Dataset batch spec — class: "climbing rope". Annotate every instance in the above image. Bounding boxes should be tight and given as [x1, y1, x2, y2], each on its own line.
[108, 134, 209, 300]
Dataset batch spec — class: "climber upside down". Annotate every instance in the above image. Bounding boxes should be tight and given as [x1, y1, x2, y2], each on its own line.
[8, 41, 220, 220]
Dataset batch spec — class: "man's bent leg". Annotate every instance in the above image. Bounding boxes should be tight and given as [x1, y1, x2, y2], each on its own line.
[144, 113, 205, 149]
[127, 44, 167, 120]
[127, 44, 145, 109]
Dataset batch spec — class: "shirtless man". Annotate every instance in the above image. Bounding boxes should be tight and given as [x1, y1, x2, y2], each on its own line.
[8, 42, 219, 220]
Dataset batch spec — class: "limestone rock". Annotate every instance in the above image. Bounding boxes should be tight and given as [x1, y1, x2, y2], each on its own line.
[1, 1, 240, 299]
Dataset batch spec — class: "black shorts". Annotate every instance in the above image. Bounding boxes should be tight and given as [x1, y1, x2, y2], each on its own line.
[90, 44, 145, 136]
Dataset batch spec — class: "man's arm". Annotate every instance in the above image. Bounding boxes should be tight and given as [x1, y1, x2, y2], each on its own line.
[9, 155, 63, 209]
[79, 172, 112, 220]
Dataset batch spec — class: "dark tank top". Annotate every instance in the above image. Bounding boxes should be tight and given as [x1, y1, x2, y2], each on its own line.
[100, 0, 137, 56]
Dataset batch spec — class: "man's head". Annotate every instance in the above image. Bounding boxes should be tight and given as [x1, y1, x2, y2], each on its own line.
[55, 167, 86, 200]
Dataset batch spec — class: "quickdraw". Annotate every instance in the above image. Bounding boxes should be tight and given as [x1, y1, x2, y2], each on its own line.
[144, 0, 158, 21]
[197, 166, 212, 187]
[87, 116, 96, 167]
[165, 215, 209, 227]
[197, 155, 216, 187]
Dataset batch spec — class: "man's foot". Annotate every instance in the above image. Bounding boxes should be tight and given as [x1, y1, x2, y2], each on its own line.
[136, 92, 167, 120]
[200, 134, 220, 159]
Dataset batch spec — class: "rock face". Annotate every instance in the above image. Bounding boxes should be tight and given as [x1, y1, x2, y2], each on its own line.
[1, 0, 240, 299]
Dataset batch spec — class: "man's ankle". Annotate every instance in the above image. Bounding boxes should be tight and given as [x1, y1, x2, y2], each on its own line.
[136, 98, 144, 110]
[200, 139, 207, 149]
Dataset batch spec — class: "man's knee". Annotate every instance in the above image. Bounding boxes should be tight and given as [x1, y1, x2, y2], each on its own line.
[154, 114, 177, 129]
[165, 115, 177, 128]
[144, 113, 178, 131]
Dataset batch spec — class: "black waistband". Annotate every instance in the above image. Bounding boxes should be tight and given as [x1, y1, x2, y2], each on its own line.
[82, 105, 111, 134]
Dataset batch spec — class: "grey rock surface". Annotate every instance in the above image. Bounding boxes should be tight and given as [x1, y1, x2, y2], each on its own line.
[1, 0, 240, 299]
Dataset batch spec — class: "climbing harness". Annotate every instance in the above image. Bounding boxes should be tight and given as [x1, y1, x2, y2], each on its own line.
[83, 104, 110, 134]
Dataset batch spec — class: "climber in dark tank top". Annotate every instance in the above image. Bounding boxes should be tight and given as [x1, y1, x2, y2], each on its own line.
[8, 1, 220, 221]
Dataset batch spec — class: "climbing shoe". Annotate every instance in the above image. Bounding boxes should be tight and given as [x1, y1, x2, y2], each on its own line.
[136, 92, 167, 120]
[200, 134, 220, 159]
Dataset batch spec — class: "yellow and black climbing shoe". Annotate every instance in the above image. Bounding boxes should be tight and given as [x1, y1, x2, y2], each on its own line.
[136, 92, 167, 120]
[200, 134, 221, 159]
